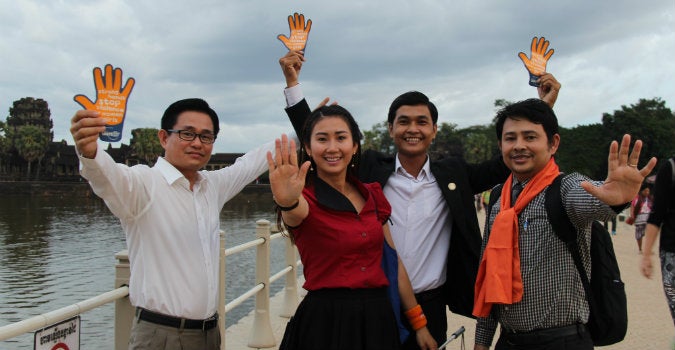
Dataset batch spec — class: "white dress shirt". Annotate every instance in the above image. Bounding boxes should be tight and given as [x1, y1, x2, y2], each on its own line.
[79, 142, 272, 319]
[384, 156, 451, 294]
[284, 84, 304, 106]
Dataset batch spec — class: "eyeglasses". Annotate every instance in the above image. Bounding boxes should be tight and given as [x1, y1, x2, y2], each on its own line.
[166, 129, 216, 144]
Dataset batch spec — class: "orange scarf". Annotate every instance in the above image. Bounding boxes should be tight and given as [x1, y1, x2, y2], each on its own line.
[472, 158, 560, 317]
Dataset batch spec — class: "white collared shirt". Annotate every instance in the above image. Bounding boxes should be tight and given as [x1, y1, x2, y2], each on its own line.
[284, 83, 304, 106]
[79, 142, 271, 319]
[384, 156, 451, 293]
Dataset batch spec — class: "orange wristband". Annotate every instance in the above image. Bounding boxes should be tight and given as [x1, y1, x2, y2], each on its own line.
[410, 314, 427, 331]
[405, 304, 423, 318]
[405, 305, 427, 331]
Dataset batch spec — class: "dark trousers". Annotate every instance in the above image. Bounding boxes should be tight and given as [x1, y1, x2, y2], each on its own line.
[401, 286, 447, 350]
[495, 324, 593, 350]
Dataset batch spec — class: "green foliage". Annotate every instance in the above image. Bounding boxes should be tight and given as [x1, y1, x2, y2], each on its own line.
[15, 125, 50, 162]
[0, 121, 8, 152]
[15, 124, 51, 179]
[556, 124, 610, 179]
[429, 122, 463, 159]
[0, 121, 9, 173]
[457, 125, 499, 163]
[494, 99, 513, 109]
[602, 98, 675, 172]
[3, 97, 54, 179]
[362, 121, 394, 154]
[492, 99, 514, 124]
[130, 128, 163, 165]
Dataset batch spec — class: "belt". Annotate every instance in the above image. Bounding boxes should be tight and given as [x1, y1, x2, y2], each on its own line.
[501, 324, 586, 345]
[136, 308, 218, 331]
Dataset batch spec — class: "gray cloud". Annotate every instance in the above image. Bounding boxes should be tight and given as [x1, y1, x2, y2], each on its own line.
[1, 0, 673, 153]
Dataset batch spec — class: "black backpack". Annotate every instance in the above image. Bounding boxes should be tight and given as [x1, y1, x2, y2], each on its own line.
[487, 174, 627, 346]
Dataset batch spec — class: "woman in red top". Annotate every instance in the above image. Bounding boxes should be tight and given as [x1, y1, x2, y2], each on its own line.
[267, 105, 437, 350]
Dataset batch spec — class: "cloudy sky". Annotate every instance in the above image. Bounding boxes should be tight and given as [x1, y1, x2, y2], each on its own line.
[1, 0, 673, 153]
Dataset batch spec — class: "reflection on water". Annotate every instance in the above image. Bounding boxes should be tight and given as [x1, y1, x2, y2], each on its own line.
[0, 186, 292, 349]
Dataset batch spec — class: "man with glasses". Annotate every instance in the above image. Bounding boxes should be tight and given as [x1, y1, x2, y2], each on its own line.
[166, 129, 217, 144]
[70, 98, 274, 350]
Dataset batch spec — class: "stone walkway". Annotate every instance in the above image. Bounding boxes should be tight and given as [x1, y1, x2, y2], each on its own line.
[226, 209, 674, 349]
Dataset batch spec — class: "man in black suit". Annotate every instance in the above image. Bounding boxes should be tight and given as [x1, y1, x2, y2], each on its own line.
[278, 51, 561, 349]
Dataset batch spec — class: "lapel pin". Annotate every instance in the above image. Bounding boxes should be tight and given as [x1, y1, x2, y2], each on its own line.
[448, 183, 457, 191]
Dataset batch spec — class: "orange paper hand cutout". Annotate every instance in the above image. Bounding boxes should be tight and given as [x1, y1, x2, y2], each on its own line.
[74, 64, 135, 142]
[518, 37, 555, 87]
[277, 12, 312, 52]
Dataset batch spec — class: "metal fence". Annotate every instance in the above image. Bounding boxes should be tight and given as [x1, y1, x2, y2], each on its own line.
[0, 219, 300, 350]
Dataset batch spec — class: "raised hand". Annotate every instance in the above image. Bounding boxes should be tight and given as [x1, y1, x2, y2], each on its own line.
[277, 13, 312, 52]
[518, 36, 555, 87]
[536, 73, 561, 108]
[70, 110, 106, 159]
[266, 134, 311, 209]
[279, 50, 305, 88]
[73, 64, 135, 142]
[313, 97, 338, 111]
[581, 134, 657, 205]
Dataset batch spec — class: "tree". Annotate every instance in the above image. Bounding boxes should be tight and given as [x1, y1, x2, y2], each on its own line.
[6, 98, 53, 179]
[602, 98, 675, 172]
[556, 124, 610, 179]
[0, 121, 9, 174]
[130, 128, 163, 165]
[458, 125, 499, 163]
[492, 99, 514, 124]
[430, 122, 463, 159]
[14, 125, 50, 180]
[362, 121, 394, 154]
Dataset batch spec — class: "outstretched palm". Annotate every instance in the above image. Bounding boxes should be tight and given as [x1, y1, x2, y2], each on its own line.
[267, 134, 309, 206]
[581, 134, 657, 205]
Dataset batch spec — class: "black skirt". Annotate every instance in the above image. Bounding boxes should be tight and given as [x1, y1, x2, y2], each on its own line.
[280, 288, 401, 350]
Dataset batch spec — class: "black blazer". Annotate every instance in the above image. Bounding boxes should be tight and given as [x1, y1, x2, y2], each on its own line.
[286, 99, 510, 318]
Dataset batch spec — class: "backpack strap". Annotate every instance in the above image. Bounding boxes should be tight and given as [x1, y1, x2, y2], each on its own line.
[486, 184, 504, 220]
[544, 174, 593, 305]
